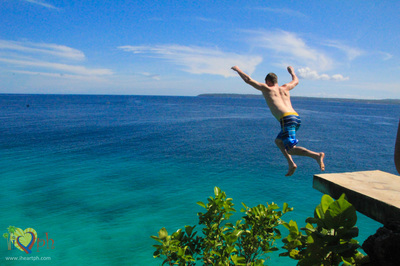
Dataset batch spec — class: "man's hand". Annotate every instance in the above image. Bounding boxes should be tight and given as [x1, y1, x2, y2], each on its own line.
[284, 66, 299, 90]
[231, 66, 240, 72]
[287, 66, 295, 75]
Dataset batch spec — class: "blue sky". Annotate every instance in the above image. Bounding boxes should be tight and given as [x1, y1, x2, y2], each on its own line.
[0, 0, 399, 98]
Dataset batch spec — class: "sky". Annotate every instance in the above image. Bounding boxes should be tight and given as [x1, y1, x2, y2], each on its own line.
[0, 0, 399, 99]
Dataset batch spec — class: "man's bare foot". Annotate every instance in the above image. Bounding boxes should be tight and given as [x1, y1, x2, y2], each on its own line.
[286, 163, 297, 176]
[318, 152, 325, 171]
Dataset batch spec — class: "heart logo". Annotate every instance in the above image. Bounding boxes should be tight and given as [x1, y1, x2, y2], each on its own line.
[11, 228, 37, 254]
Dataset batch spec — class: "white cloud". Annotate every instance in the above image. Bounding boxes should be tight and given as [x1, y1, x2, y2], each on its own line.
[118, 44, 262, 77]
[378, 51, 393, 61]
[11, 70, 110, 82]
[245, 30, 334, 71]
[23, 0, 60, 10]
[0, 58, 112, 76]
[297, 67, 349, 81]
[323, 41, 394, 62]
[0, 40, 85, 61]
[139, 72, 160, 80]
[0, 40, 112, 79]
[194, 17, 220, 23]
[322, 40, 364, 61]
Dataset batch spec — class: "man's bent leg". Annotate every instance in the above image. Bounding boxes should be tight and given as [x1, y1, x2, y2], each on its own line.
[275, 139, 297, 176]
[288, 146, 325, 171]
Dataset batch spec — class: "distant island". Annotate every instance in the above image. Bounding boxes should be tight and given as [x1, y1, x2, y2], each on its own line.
[198, 93, 400, 105]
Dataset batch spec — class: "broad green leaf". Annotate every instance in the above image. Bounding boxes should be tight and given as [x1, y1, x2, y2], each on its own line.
[286, 233, 298, 242]
[211, 250, 221, 256]
[282, 222, 291, 230]
[177, 247, 184, 256]
[184, 225, 194, 236]
[305, 216, 319, 223]
[342, 227, 359, 239]
[289, 249, 301, 259]
[282, 202, 293, 213]
[225, 234, 238, 245]
[320, 194, 334, 212]
[150, 235, 163, 243]
[306, 235, 314, 244]
[315, 204, 325, 220]
[158, 227, 168, 240]
[289, 220, 299, 232]
[197, 201, 206, 208]
[341, 255, 356, 265]
[325, 197, 357, 229]
[214, 186, 220, 197]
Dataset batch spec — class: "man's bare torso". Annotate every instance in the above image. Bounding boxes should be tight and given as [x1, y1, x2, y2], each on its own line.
[260, 85, 296, 121]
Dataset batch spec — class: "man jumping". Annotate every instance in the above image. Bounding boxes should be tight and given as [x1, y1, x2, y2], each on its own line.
[231, 65, 325, 176]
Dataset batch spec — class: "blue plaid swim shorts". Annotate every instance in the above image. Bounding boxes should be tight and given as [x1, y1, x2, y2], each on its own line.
[276, 112, 301, 151]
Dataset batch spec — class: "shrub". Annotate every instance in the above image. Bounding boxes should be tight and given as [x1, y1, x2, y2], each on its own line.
[151, 187, 291, 265]
[151, 188, 368, 266]
[280, 194, 368, 265]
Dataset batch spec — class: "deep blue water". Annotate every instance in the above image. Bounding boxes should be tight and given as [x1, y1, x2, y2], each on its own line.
[0, 94, 398, 265]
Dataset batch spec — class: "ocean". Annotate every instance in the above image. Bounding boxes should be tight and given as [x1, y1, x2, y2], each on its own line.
[0, 94, 398, 265]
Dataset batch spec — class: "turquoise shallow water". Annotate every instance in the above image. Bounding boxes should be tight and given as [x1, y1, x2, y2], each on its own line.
[0, 94, 398, 265]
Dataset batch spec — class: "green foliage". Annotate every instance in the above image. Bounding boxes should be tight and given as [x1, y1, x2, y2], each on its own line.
[235, 201, 292, 265]
[151, 226, 200, 265]
[280, 194, 368, 266]
[151, 187, 291, 265]
[151, 189, 368, 266]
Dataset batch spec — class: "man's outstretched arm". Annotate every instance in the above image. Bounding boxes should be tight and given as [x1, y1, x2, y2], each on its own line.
[231, 66, 263, 91]
[282, 66, 299, 90]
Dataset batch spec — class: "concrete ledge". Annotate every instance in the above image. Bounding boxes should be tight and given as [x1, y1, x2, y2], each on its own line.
[313, 170, 400, 225]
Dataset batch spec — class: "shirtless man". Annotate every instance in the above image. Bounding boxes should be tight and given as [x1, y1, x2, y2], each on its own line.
[231, 65, 325, 176]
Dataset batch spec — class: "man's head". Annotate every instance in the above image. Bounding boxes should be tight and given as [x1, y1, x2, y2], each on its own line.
[265, 73, 278, 86]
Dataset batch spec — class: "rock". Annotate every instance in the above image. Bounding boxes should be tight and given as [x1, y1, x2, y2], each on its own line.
[362, 221, 400, 266]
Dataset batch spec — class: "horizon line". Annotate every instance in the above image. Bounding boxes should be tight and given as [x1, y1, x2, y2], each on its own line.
[0, 92, 399, 102]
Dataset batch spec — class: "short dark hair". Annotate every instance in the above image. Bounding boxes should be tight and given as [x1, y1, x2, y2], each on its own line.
[265, 73, 278, 84]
